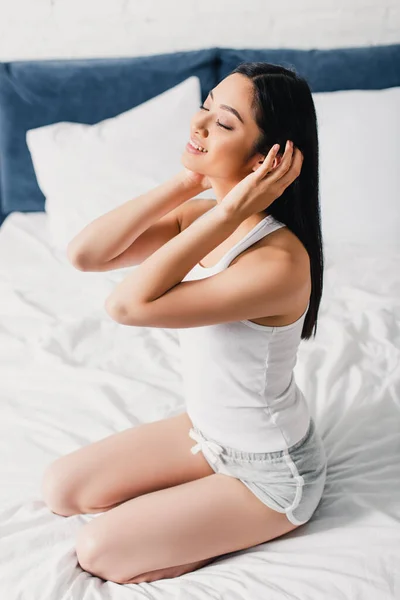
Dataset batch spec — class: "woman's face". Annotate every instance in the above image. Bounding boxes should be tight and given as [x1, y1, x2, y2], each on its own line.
[182, 73, 272, 182]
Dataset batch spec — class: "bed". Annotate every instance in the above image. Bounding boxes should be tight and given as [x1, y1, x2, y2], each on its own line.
[0, 44, 399, 599]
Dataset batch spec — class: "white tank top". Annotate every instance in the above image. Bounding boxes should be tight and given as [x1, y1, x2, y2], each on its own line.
[179, 204, 311, 453]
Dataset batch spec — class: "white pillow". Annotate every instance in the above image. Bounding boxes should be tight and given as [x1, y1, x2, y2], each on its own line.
[27, 78, 399, 263]
[313, 86, 400, 250]
[26, 76, 208, 256]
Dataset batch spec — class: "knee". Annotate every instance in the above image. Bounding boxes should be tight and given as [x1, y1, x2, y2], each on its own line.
[75, 526, 125, 583]
[75, 528, 101, 577]
[41, 460, 80, 517]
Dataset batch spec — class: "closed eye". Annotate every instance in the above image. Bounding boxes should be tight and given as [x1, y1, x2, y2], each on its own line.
[199, 105, 233, 130]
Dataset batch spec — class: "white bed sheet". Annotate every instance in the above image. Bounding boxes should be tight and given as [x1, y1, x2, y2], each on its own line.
[0, 211, 399, 599]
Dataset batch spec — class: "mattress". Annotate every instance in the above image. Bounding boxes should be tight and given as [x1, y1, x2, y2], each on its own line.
[0, 210, 399, 598]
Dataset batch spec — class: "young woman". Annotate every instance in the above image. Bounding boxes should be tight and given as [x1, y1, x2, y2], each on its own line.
[42, 63, 326, 585]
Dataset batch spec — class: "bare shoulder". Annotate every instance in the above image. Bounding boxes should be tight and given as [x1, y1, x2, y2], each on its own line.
[256, 226, 310, 290]
[178, 198, 217, 232]
[178, 199, 310, 325]
[257, 225, 309, 272]
[231, 225, 311, 326]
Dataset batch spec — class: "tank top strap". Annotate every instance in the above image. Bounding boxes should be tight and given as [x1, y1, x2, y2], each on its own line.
[219, 215, 286, 269]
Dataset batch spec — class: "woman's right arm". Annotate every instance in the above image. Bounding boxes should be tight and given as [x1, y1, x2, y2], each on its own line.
[67, 170, 204, 271]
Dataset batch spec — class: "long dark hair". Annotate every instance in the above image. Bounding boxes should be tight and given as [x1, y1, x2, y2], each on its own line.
[229, 62, 323, 340]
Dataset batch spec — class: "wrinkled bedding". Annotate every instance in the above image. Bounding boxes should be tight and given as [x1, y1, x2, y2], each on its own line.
[0, 211, 398, 599]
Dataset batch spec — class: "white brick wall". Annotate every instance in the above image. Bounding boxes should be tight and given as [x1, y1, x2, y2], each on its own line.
[0, 0, 399, 61]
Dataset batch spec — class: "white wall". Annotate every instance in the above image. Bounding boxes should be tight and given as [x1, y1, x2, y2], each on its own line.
[0, 0, 399, 61]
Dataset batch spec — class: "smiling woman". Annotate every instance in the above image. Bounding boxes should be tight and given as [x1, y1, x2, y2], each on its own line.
[56, 62, 327, 585]
[101, 62, 326, 522]
[180, 64, 323, 341]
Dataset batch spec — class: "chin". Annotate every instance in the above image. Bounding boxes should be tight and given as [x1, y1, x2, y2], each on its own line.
[181, 154, 206, 171]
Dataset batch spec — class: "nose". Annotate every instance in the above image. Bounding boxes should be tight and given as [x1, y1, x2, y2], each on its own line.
[192, 127, 208, 141]
[192, 116, 209, 139]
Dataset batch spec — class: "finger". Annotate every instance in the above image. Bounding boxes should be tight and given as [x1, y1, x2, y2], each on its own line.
[266, 139, 294, 182]
[255, 144, 280, 178]
[268, 140, 293, 183]
[278, 148, 304, 188]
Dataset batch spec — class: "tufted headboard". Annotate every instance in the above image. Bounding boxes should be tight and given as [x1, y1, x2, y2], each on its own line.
[0, 43, 399, 227]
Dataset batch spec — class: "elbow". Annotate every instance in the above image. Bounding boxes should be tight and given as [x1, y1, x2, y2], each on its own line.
[67, 246, 107, 272]
[67, 245, 91, 271]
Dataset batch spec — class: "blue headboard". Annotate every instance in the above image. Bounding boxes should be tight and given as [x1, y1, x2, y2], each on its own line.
[0, 43, 399, 227]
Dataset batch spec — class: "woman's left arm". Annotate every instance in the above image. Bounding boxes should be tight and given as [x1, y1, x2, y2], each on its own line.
[105, 205, 242, 317]
[105, 140, 302, 321]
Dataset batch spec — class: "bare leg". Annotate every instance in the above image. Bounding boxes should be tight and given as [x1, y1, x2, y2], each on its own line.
[42, 412, 214, 516]
[124, 557, 216, 584]
[75, 473, 300, 584]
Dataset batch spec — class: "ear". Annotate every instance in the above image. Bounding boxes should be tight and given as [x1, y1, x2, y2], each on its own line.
[252, 153, 283, 172]
[252, 154, 266, 172]
[268, 154, 283, 170]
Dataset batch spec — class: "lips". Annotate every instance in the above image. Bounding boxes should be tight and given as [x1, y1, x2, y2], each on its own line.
[186, 141, 206, 155]
[186, 136, 209, 156]
[189, 137, 207, 152]
[192, 138, 206, 149]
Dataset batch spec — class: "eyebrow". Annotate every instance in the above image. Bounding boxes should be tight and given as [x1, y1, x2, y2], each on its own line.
[209, 89, 244, 124]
